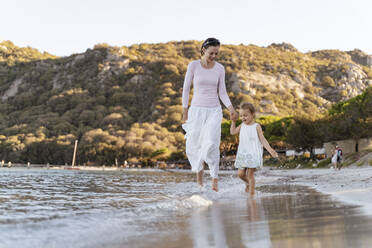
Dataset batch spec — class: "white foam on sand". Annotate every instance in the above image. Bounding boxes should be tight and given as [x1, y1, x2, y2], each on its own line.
[136, 195, 214, 213]
[186, 195, 213, 207]
[135, 171, 283, 213]
[266, 167, 372, 214]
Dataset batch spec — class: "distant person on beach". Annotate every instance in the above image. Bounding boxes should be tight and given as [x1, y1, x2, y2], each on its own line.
[230, 102, 278, 196]
[331, 145, 343, 170]
[182, 38, 238, 192]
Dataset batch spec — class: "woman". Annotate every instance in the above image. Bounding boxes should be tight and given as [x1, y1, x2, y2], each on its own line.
[332, 145, 343, 170]
[331, 145, 339, 169]
[182, 38, 238, 191]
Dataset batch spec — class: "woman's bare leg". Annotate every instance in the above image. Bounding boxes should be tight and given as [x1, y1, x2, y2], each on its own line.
[197, 170, 204, 187]
[212, 178, 218, 192]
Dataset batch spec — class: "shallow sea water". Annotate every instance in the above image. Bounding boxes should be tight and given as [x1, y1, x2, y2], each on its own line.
[1, 168, 372, 248]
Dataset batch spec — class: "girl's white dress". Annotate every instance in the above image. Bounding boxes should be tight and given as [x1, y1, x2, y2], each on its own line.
[234, 122, 263, 169]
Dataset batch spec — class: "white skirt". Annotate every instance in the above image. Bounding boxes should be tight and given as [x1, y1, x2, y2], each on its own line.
[331, 154, 338, 163]
[182, 106, 222, 178]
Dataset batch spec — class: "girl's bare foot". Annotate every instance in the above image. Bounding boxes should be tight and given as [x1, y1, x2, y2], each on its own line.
[249, 186, 255, 197]
[212, 178, 218, 192]
[245, 184, 250, 193]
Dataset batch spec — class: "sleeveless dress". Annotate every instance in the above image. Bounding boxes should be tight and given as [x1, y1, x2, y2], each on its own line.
[234, 123, 263, 169]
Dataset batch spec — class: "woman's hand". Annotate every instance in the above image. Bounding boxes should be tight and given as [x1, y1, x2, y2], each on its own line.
[182, 108, 188, 123]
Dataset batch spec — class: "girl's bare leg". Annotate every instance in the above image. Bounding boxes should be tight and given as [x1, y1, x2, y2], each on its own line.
[245, 169, 250, 192]
[212, 178, 218, 192]
[197, 170, 204, 187]
[247, 168, 256, 196]
[237, 169, 249, 192]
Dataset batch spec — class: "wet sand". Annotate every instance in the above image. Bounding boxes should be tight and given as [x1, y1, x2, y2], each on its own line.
[123, 184, 372, 248]
[264, 167, 372, 213]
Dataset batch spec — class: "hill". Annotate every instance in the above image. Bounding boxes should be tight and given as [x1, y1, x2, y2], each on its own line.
[0, 40, 371, 165]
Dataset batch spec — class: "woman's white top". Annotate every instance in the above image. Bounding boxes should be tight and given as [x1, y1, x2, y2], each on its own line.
[182, 60, 232, 108]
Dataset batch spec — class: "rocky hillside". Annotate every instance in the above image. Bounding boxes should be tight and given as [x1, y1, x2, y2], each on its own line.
[0, 40, 371, 164]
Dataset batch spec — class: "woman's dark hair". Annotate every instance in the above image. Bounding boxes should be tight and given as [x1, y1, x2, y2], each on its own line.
[201, 38, 220, 56]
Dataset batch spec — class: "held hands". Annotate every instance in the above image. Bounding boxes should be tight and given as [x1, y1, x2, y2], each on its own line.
[230, 111, 239, 122]
[228, 106, 238, 121]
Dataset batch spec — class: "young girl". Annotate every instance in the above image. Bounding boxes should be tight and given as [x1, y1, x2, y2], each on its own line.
[230, 102, 278, 196]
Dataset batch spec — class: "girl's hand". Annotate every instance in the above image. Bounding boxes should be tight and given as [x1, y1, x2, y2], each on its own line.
[182, 108, 188, 123]
[270, 149, 278, 158]
[231, 112, 239, 122]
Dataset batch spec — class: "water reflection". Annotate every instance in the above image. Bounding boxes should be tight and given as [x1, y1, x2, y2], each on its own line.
[187, 185, 372, 248]
[240, 198, 272, 247]
[189, 197, 273, 248]
[190, 203, 228, 248]
[259, 185, 372, 248]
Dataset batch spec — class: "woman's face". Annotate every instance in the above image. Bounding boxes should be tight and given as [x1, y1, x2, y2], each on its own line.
[202, 45, 219, 63]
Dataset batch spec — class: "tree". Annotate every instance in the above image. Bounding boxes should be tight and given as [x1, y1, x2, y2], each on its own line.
[286, 118, 324, 154]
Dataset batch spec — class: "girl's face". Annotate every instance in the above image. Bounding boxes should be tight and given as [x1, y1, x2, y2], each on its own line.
[202, 46, 219, 63]
[240, 109, 254, 124]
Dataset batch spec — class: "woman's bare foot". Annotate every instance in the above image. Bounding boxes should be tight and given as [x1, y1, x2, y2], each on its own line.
[212, 178, 218, 192]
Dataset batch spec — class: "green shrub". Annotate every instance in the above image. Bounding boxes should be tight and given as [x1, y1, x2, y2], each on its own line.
[317, 158, 331, 167]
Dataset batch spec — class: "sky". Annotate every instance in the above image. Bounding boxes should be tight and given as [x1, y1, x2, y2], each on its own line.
[1, 0, 372, 56]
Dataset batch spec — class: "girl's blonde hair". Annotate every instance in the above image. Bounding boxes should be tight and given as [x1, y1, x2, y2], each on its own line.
[240, 102, 256, 117]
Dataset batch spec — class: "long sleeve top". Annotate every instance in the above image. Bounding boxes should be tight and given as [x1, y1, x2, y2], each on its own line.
[182, 60, 232, 108]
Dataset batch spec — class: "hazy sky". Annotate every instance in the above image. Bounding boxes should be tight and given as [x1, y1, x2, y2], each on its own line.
[2, 0, 371, 56]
